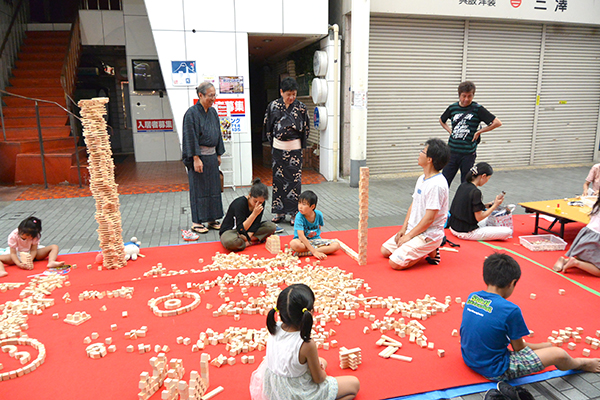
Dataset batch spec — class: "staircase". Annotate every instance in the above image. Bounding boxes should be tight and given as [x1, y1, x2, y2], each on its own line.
[0, 30, 88, 186]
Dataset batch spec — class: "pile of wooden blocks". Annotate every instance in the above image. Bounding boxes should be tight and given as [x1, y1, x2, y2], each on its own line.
[78, 97, 126, 270]
[0, 282, 25, 292]
[265, 235, 281, 255]
[357, 166, 369, 265]
[339, 347, 361, 370]
[19, 252, 34, 270]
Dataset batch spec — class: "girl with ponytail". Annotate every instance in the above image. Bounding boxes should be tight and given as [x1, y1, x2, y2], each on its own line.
[448, 162, 512, 241]
[250, 283, 360, 400]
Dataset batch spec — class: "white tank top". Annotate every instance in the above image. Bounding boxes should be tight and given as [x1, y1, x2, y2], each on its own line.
[266, 323, 308, 377]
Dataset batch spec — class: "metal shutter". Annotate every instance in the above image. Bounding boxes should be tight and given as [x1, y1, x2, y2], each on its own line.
[466, 21, 543, 167]
[367, 17, 465, 176]
[298, 95, 319, 147]
[534, 25, 600, 164]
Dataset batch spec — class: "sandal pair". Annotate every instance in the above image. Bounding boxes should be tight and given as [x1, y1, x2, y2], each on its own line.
[191, 224, 208, 234]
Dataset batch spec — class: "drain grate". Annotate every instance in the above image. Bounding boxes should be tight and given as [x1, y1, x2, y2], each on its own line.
[0, 211, 36, 220]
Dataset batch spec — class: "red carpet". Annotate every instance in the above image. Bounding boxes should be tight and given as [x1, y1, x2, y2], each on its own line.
[1, 215, 599, 400]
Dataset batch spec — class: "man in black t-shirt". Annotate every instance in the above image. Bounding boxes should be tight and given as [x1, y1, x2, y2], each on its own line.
[439, 81, 502, 186]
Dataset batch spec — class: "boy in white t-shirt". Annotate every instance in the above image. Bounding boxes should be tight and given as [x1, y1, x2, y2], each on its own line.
[381, 138, 451, 270]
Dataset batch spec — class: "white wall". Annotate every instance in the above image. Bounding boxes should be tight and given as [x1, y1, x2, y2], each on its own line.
[142, 0, 328, 186]
[369, 0, 600, 26]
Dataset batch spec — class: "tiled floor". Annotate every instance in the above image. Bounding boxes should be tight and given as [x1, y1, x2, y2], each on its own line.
[12, 156, 326, 201]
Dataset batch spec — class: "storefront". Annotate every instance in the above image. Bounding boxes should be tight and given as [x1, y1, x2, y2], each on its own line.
[335, 0, 600, 176]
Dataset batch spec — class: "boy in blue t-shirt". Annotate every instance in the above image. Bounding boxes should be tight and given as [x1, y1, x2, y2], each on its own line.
[289, 190, 340, 260]
[461, 253, 600, 381]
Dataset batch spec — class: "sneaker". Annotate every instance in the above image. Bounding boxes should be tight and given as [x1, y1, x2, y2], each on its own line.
[181, 229, 200, 241]
[497, 382, 518, 400]
[274, 225, 284, 234]
[484, 389, 507, 400]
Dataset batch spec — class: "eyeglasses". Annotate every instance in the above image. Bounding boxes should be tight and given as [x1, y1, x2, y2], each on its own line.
[205, 93, 217, 99]
[420, 149, 427, 156]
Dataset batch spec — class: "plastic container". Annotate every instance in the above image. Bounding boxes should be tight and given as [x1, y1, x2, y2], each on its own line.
[519, 235, 567, 252]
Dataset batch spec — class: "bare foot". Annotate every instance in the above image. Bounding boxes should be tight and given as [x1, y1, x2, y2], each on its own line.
[562, 257, 580, 273]
[578, 358, 600, 373]
[553, 256, 568, 272]
[0, 270, 8, 278]
[47, 260, 65, 269]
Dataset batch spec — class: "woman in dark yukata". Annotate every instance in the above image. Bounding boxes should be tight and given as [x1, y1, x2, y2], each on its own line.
[181, 81, 225, 235]
[263, 77, 310, 225]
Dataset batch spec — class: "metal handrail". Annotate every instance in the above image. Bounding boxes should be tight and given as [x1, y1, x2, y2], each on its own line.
[0, 0, 25, 59]
[61, 16, 84, 187]
[0, 89, 82, 189]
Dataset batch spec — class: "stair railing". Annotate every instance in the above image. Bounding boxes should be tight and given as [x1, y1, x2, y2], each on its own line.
[0, 0, 28, 141]
[0, 89, 82, 189]
[61, 14, 84, 187]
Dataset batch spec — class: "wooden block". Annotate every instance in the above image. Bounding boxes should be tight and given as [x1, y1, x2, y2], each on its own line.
[389, 354, 412, 362]
[582, 348, 591, 357]
[558, 289, 566, 295]
[111, 324, 118, 331]
[529, 293, 536, 300]
[567, 342, 576, 351]
[451, 329, 459, 337]
[122, 311, 128, 318]
[437, 349, 445, 358]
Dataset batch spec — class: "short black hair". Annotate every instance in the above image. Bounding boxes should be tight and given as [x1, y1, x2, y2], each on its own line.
[249, 178, 269, 200]
[424, 138, 450, 171]
[483, 253, 521, 289]
[280, 77, 299, 93]
[299, 190, 318, 208]
[458, 81, 476, 95]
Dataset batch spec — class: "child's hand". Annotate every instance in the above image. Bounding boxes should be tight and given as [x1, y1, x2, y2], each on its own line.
[17, 262, 33, 270]
[313, 250, 327, 260]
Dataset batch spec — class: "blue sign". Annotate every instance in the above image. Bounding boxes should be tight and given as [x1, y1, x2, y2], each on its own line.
[314, 107, 320, 130]
[171, 61, 197, 86]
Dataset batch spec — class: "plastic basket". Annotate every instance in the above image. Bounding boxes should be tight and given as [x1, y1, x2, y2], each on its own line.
[519, 235, 567, 252]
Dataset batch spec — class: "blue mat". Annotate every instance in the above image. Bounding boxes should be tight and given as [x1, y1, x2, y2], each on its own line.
[388, 369, 580, 399]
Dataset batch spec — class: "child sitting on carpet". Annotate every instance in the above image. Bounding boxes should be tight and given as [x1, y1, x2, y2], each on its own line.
[0, 216, 64, 277]
[461, 252, 600, 382]
[553, 195, 600, 276]
[219, 178, 277, 251]
[249, 283, 360, 400]
[380, 138, 450, 270]
[448, 162, 512, 241]
[289, 190, 340, 260]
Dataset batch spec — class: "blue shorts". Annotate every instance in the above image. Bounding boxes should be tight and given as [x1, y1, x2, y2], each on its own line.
[487, 346, 544, 381]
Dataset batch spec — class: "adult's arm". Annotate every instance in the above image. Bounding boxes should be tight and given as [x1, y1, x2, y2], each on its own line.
[473, 117, 502, 142]
[263, 102, 275, 144]
[397, 208, 437, 246]
[475, 193, 504, 222]
[439, 118, 452, 134]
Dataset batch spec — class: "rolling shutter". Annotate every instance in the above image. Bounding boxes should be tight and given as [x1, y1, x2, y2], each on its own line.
[466, 21, 543, 167]
[367, 17, 465, 175]
[533, 25, 600, 164]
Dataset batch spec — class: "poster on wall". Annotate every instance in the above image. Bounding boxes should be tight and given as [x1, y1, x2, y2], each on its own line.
[171, 61, 197, 86]
[219, 76, 244, 94]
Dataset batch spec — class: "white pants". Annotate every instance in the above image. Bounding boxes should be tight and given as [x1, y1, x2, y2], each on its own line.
[450, 225, 512, 241]
[382, 233, 442, 267]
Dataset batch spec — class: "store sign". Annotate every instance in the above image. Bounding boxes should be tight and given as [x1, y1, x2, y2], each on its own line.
[137, 119, 174, 132]
[213, 98, 246, 117]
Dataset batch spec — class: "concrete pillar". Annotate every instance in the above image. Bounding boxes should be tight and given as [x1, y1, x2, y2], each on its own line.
[349, 0, 369, 187]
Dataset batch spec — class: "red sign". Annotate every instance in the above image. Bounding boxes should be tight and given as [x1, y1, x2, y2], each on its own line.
[510, 0, 521, 7]
[213, 98, 246, 117]
[136, 119, 174, 132]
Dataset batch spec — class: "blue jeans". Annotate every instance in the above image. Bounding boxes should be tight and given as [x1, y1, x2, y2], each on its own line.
[443, 151, 477, 186]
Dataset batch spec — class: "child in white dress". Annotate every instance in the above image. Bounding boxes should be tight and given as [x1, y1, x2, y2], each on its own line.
[0, 216, 64, 277]
[249, 283, 360, 400]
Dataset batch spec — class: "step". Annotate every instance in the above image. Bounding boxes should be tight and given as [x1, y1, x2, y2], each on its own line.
[14, 59, 64, 71]
[1, 105, 69, 118]
[13, 137, 78, 153]
[12, 69, 62, 79]
[15, 147, 87, 185]
[2, 126, 71, 140]
[20, 44, 67, 54]
[19, 52, 65, 62]
[9, 77, 63, 88]
[6, 85, 65, 100]
[1, 115, 68, 128]
[2, 93, 66, 108]
[24, 31, 70, 45]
